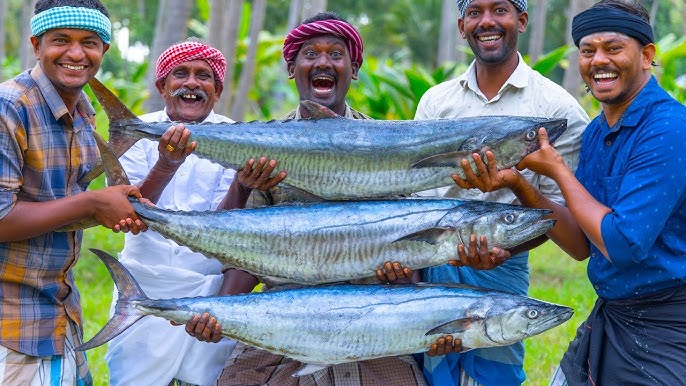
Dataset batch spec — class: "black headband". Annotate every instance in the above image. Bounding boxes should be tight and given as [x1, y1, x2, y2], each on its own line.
[571, 7, 654, 48]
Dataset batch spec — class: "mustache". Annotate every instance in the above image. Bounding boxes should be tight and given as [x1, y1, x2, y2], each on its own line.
[170, 87, 208, 100]
[473, 26, 506, 37]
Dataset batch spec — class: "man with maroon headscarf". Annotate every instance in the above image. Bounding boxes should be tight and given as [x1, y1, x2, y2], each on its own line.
[105, 38, 283, 386]
[213, 12, 427, 386]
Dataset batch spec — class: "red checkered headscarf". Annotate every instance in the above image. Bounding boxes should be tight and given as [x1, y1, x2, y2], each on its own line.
[283, 19, 364, 66]
[155, 41, 227, 83]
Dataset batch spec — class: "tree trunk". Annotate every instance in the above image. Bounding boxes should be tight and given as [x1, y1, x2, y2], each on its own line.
[287, 0, 303, 30]
[527, 0, 548, 63]
[143, 0, 192, 113]
[20, 0, 38, 71]
[437, 0, 458, 65]
[562, 0, 593, 99]
[208, 0, 243, 116]
[301, 0, 327, 20]
[649, 0, 660, 27]
[0, 0, 7, 82]
[231, 0, 267, 120]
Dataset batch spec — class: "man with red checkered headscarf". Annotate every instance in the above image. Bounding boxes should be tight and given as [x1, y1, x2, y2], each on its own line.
[206, 12, 427, 386]
[105, 38, 284, 386]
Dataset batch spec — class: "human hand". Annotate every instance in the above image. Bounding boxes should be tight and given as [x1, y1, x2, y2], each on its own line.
[448, 234, 510, 270]
[92, 185, 147, 234]
[427, 336, 463, 356]
[516, 128, 567, 178]
[158, 123, 196, 166]
[452, 151, 521, 193]
[171, 312, 223, 343]
[375, 261, 414, 283]
[235, 157, 287, 192]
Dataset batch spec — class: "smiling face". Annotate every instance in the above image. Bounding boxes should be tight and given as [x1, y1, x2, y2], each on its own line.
[458, 0, 527, 65]
[31, 28, 109, 105]
[156, 59, 223, 123]
[287, 35, 359, 117]
[578, 32, 654, 107]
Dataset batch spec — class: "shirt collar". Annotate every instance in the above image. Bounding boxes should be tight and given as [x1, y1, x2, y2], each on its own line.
[458, 52, 529, 99]
[294, 103, 354, 119]
[30, 63, 96, 123]
[600, 76, 658, 132]
[159, 108, 221, 122]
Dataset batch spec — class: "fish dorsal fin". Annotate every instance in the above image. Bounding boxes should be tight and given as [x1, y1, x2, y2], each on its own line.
[299, 100, 340, 118]
[87, 77, 140, 124]
[426, 317, 481, 336]
[93, 131, 131, 186]
[292, 364, 330, 377]
[393, 227, 453, 245]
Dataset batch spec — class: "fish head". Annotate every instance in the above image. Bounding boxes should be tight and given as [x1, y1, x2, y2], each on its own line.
[442, 201, 555, 251]
[473, 295, 573, 347]
[482, 117, 568, 170]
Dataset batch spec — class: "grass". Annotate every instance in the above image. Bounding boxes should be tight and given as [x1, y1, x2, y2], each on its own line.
[75, 230, 595, 385]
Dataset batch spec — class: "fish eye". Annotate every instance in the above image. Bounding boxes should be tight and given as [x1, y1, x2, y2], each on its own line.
[503, 213, 516, 223]
[526, 130, 537, 140]
[527, 309, 539, 319]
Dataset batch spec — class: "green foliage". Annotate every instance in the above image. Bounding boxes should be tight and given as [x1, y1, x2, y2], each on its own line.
[655, 33, 686, 103]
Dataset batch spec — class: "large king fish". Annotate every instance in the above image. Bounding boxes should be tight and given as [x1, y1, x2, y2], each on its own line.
[130, 197, 554, 285]
[81, 77, 567, 199]
[79, 249, 573, 376]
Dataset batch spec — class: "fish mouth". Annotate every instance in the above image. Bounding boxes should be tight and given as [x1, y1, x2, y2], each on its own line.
[532, 305, 574, 331]
[541, 118, 568, 145]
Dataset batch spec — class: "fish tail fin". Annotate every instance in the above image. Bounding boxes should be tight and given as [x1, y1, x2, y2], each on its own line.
[299, 100, 340, 118]
[87, 77, 142, 158]
[76, 249, 149, 351]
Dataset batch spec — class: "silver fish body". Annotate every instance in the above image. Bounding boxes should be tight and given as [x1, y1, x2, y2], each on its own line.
[86, 78, 567, 199]
[131, 198, 554, 284]
[79, 249, 573, 375]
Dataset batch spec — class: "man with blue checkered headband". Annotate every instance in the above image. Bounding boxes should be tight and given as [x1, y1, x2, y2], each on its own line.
[0, 1, 148, 384]
[415, 0, 589, 385]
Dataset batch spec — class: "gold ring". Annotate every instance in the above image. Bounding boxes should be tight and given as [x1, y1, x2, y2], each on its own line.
[166, 144, 175, 152]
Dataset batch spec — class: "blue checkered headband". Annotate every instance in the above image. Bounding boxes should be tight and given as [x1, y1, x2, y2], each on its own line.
[30, 6, 111, 44]
[456, 0, 527, 18]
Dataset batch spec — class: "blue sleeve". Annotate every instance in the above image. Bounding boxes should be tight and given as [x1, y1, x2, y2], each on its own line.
[602, 117, 686, 269]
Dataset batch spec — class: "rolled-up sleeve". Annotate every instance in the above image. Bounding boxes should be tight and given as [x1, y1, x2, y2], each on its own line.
[0, 107, 24, 220]
[601, 120, 686, 269]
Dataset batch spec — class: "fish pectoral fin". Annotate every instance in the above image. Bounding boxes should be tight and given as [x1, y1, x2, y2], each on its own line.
[292, 363, 330, 377]
[411, 151, 472, 169]
[426, 317, 480, 336]
[393, 227, 453, 245]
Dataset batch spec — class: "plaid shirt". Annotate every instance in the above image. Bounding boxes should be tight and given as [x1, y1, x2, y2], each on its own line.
[0, 64, 100, 356]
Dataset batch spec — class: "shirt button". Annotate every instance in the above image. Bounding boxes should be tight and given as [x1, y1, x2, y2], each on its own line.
[591, 252, 596, 258]
[174, 249, 180, 255]
[595, 285, 600, 290]
[605, 140, 612, 146]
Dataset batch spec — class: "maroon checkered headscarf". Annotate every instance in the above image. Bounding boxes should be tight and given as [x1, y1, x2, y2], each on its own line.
[283, 19, 364, 66]
[155, 41, 227, 83]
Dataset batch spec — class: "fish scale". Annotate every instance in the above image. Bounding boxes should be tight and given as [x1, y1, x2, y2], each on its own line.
[130, 198, 555, 284]
[79, 248, 573, 375]
[83, 77, 568, 199]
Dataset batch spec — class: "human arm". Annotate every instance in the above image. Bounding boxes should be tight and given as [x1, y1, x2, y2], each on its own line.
[217, 157, 287, 210]
[374, 262, 422, 283]
[135, 123, 196, 204]
[0, 185, 147, 241]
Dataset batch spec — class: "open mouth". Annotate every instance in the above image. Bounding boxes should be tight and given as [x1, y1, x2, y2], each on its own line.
[311, 75, 335, 96]
[180, 93, 205, 104]
[478, 34, 502, 44]
[61, 64, 86, 71]
[593, 72, 619, 85]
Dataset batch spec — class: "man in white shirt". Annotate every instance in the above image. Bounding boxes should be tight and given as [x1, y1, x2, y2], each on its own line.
[105, 39, 283, 386]
[414, 1, 590, 385]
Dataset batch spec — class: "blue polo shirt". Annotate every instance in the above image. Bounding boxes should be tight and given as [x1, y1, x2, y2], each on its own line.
[576, 76, 686, 300]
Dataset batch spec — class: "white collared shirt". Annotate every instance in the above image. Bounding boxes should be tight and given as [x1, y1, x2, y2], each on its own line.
[414, 53, 590, 205]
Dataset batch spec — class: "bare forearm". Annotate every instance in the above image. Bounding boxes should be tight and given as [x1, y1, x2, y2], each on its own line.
[138, 159, 181, 203]
[553, 167, 611, 259]
[217, 179, 253, 210]
[0, 193, 98, 241]
[509, 172, 590, 260]
[219, 269, 259, 295]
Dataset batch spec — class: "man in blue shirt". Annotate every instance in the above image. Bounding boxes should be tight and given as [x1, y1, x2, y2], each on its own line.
[453, 0, 686, 384]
